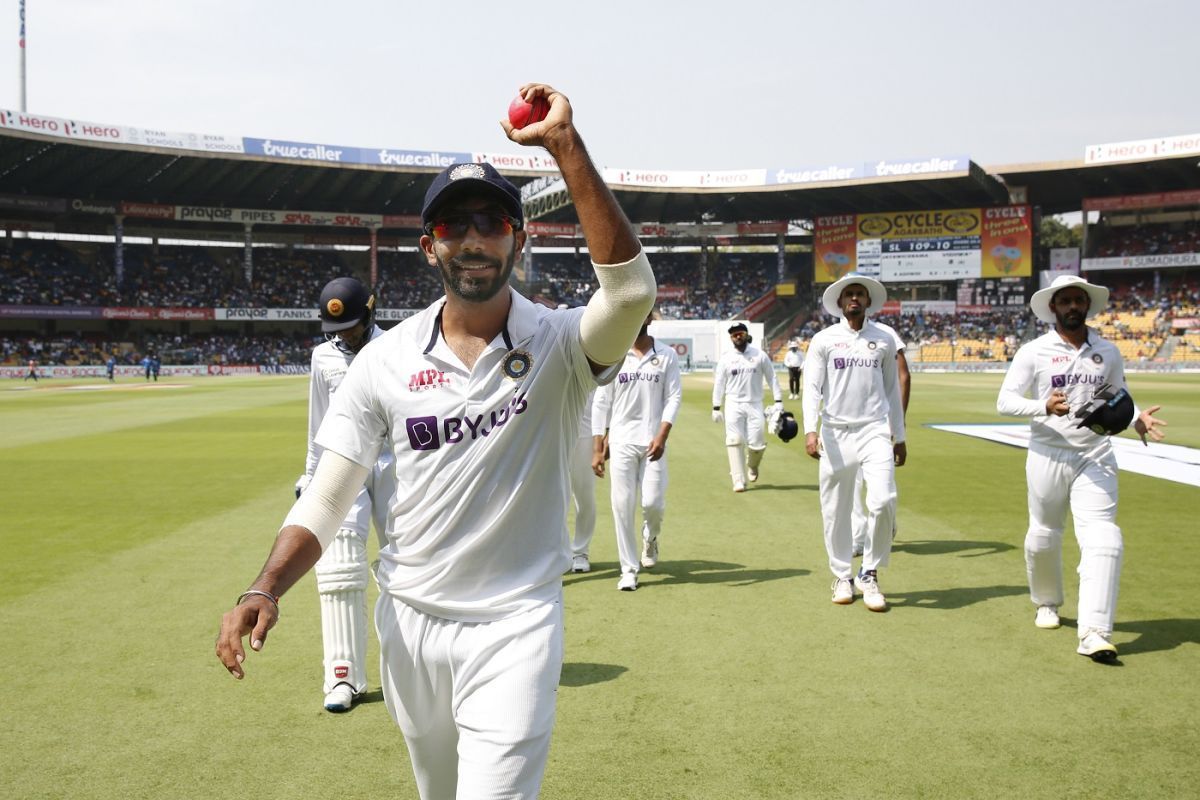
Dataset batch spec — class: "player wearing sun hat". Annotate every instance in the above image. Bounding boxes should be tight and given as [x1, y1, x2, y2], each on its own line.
[998, 273, 1166, 662]
[802, 273, 906, 612]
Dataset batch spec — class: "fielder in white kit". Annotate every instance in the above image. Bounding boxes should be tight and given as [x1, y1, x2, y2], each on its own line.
[997, 274, 1165, 662]
[216, 83, 655, 799]
[803, 274, 906, 611]
[568, 388, 598, 574]
[851, 321, 909, 557]
[591, 312, 683, 590]
[712, 323, 784, 492]
[298, 276, 396, 712]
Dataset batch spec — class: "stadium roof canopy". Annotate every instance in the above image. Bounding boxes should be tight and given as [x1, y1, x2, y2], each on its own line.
[2, 126, 1198, 234]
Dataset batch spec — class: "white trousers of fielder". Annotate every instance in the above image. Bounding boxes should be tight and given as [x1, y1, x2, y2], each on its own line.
[1024, 440, 1122, 638]
[568, 434, 597, 557]
[608, 441, 668, 574]
[724, 401, 766, 485]
[819, 419, 896, 579]
[376, 593, 564, 800]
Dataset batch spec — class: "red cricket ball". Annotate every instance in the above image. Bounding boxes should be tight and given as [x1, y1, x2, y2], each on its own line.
[508, 95, 550, 130]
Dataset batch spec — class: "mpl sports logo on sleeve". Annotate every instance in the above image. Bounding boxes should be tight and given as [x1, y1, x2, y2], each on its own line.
[404, 394, 529, 451]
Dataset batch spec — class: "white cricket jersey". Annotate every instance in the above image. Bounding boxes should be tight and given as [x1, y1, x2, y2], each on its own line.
[591, 340, 683, 445]
[801, 318, 905, 441]
[712, 345, 782, 407]
[315, 291, 617, 623]
[577, 390, 594, 440]
[997, 328, 1131, 452]
[873, 321, 907, 353]
[784, 348, 804, 369]
[305, 326, 388, 478]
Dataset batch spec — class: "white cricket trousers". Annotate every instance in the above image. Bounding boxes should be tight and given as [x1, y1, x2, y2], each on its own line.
[1024, 441, 1122, 637]
[819, 419, 896, 578]
[723, 401, 766, 449]
[376, 594, 564, 800]
[608, 441, 668, 573]
[569, 434, 597, 557]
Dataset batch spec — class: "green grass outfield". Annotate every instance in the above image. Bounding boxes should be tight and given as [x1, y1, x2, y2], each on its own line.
[1, 371, 1197, 799]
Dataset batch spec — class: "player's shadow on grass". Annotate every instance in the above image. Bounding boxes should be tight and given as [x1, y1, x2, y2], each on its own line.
[1114, 618, 1200, 657]
[751, 482, 818, 492]
[892, 539, 1015, 558]
[886, 584, 1028, 610]
[354, 689, 386, 707]
[563, 560, 808, 588]
[560, 662, 628, 687]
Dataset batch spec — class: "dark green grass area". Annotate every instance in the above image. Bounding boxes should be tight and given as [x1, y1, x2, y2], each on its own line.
[1, 372, 1197, 799]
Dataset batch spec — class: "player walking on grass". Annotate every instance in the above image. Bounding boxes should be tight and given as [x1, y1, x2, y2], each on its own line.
[997, 274, 1165, 662]
[567, 387, 599, 574]
[297, 276, 395, 712]
[851, 321, 909, 557]
[712, 323, 784, 492]
[591, 311, 682, 591]
[216, 83, 655, 800]
[802, 274, 906, 612]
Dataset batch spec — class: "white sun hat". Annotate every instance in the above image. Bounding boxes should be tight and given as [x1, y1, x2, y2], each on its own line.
[1030, 274, 1109, 324]
[821, 273, 888, 318]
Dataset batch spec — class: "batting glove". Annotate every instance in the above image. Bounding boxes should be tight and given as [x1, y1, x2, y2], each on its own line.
[712, 408, 724, 424]
[294, 474, 311, 499]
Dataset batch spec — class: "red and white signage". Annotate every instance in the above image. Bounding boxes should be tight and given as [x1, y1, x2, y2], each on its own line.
[1085, 133, 1200, 165]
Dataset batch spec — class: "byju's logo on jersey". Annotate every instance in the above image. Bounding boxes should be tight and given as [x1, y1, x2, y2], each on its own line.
[618, 371, 661, 384]
[408, 369, 450, 392]
[404, 393, 529, 451]
[833, 356, 880, 370]
[1051, 373, 1105, 388]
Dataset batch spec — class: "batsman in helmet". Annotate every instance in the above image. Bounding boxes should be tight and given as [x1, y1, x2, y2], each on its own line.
[298, 276, 396, 711]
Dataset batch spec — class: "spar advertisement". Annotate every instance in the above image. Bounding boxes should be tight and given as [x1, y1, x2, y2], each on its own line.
[814, 205, 1032, 283]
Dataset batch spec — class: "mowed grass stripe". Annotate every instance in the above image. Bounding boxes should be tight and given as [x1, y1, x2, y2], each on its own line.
[0, 380, 305, 601]
[0, 375, 308, 449]
[0, 372, 1196, 799]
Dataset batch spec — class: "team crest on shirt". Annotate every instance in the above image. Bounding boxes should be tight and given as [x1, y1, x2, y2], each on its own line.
[867, 341, 878, 350]
[1092, 353, 1103, 364]
[651, 356, 661, 366]
[503, 348, 533, 380]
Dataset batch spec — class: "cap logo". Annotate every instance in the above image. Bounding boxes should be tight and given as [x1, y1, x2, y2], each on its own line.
[450, 164, 486, 181]
[327, 298, 345, 317]
[503, 349, 533, 380]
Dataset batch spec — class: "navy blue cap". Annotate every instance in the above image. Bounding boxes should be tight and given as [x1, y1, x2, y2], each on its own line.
[421, 162, 524, 229]
[728, 323, 749, 334]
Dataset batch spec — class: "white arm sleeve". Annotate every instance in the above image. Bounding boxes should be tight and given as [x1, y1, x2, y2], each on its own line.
[281, 450, 370, 550]
[801, 339, 825, 434]
[580, 250, 656, 366]
[996, 347, 1045, 418]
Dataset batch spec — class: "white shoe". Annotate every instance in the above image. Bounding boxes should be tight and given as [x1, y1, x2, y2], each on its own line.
[733, 481, 746, 493]
[747, 467, 759, 482]
[1077, 629, 1118, 662]
[617, 571, 639, 591]
[640, 538, 659, 569]
[323, 683, 356, 713]
[1034, 605, 1061, 629]
[570, 554, 591, 574]
[831, 577, 854, 605]
[856, 570, 888, 612]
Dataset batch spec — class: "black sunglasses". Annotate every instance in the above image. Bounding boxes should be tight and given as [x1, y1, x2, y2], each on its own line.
[425, 212, 521, 240]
